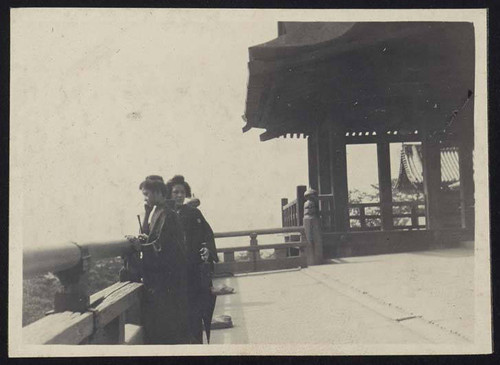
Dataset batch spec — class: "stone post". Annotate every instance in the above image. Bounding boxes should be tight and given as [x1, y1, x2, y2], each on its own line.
[303, 188, 324, 265]
[53, 243, 91, 313]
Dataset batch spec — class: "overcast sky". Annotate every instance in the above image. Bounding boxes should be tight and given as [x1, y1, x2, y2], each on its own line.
[11, 9, 402, 247]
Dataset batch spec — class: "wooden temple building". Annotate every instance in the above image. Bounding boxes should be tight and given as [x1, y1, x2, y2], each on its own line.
[243, 22, 475, 256]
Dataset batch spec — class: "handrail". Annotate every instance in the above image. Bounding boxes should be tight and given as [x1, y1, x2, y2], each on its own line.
[346, 200, 426, 231]
[24, 239, 134, 278]
[348, 202, 381, 208]
[23, 281, 143, 344]
[282, 199, 298, 210]
[213, 226, 310, 274]
[24, 228, 306, 277]
[216, 241, 307, 253]
[391, 201, 425, 206]
[214, 226, 304, 238]
[281, 185, 307, 228]
[320, 199, 424, 206]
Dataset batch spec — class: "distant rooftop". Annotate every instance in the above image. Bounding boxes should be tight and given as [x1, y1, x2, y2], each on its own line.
[395, 144, 460, 194]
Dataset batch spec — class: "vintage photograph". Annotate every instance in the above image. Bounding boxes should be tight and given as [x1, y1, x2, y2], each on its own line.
[9, 8, 490, 356]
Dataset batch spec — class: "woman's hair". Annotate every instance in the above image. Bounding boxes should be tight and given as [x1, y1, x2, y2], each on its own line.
[139, 175, 167, 196]
[165, 175, 192, 199]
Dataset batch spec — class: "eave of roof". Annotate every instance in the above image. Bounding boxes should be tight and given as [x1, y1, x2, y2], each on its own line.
[242, 22, 475, 141]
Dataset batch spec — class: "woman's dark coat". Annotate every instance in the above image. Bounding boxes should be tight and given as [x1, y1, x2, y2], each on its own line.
[140, 202, 191, 344]
[176, 204, 218, 344]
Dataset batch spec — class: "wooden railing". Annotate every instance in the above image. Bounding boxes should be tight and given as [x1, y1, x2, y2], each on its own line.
[349, 201, 426, 231]
[23, 239, 144, 345]
[312, 193, 426, 232]
[213, 226, 309, 274]
[23, 281, 143, 344]
[23, 219, 321, 344]
[21, 184, 330, 345]
[281, 185, 306, 227]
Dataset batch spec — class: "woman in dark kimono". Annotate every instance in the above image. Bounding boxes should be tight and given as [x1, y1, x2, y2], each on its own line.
[165, 175, 219, 344]
[126, 177, 190, 344]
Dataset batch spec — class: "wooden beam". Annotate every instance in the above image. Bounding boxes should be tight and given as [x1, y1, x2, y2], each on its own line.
[260, 129, 283, 141]
[91, 282, 143, 332]
[23, 312, 94, 344]
[344, 133, 421, 144]
[377, 142, 394, 230]
[23, 282, 144, 345]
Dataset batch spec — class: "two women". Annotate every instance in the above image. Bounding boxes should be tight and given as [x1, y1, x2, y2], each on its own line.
[127, 175, 218, 344]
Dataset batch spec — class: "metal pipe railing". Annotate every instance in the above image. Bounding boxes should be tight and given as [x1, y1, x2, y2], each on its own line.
[23, 239, 134, 278]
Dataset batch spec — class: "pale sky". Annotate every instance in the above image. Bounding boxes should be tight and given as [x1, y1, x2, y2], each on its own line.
[11, 9, 401, 247]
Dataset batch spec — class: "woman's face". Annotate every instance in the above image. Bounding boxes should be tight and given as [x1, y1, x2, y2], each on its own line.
[142, 188, 160, 207]
[171, 184, 186, 206]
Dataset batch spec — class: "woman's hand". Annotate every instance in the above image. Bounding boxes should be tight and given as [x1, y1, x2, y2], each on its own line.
[200, 247, 209, 262]
[125, 235, 141, 252]
[144, 203, 153, 215]
[138, 233, 149, 243]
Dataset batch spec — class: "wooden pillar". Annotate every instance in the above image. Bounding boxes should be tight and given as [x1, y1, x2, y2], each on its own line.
[422, 138, 442, 230]
[308, 134, 319, 191]
[457, 92, 475, 233]
[459, 142, 474, 231]
[317, 123, 332, 195]
[377, 142, 394, 230]
[317, 123, 333, 229]
[329, 127, 349, 232]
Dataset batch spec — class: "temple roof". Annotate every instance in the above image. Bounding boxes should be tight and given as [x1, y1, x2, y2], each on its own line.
[394, 144, 460, 194]
[243, 22, 475, 141]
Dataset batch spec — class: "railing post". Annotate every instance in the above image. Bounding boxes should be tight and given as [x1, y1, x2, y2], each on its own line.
[297, 185, 307, 226]
[410, 203, 418, 230]
[281, 198, 288, 227]
[250, 233, 259, 271]
[359, 205, 366, 230]
[120, 250, 142, 283]
[90, 312, 126, 344]
[53, 243, 91, 313]
[223, 251, 235, 263]
[303, 188, 323, 265]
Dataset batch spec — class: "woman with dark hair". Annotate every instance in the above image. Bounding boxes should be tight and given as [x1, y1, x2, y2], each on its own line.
[165, 175, 219, 344]
[126, 177, 190, 344]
